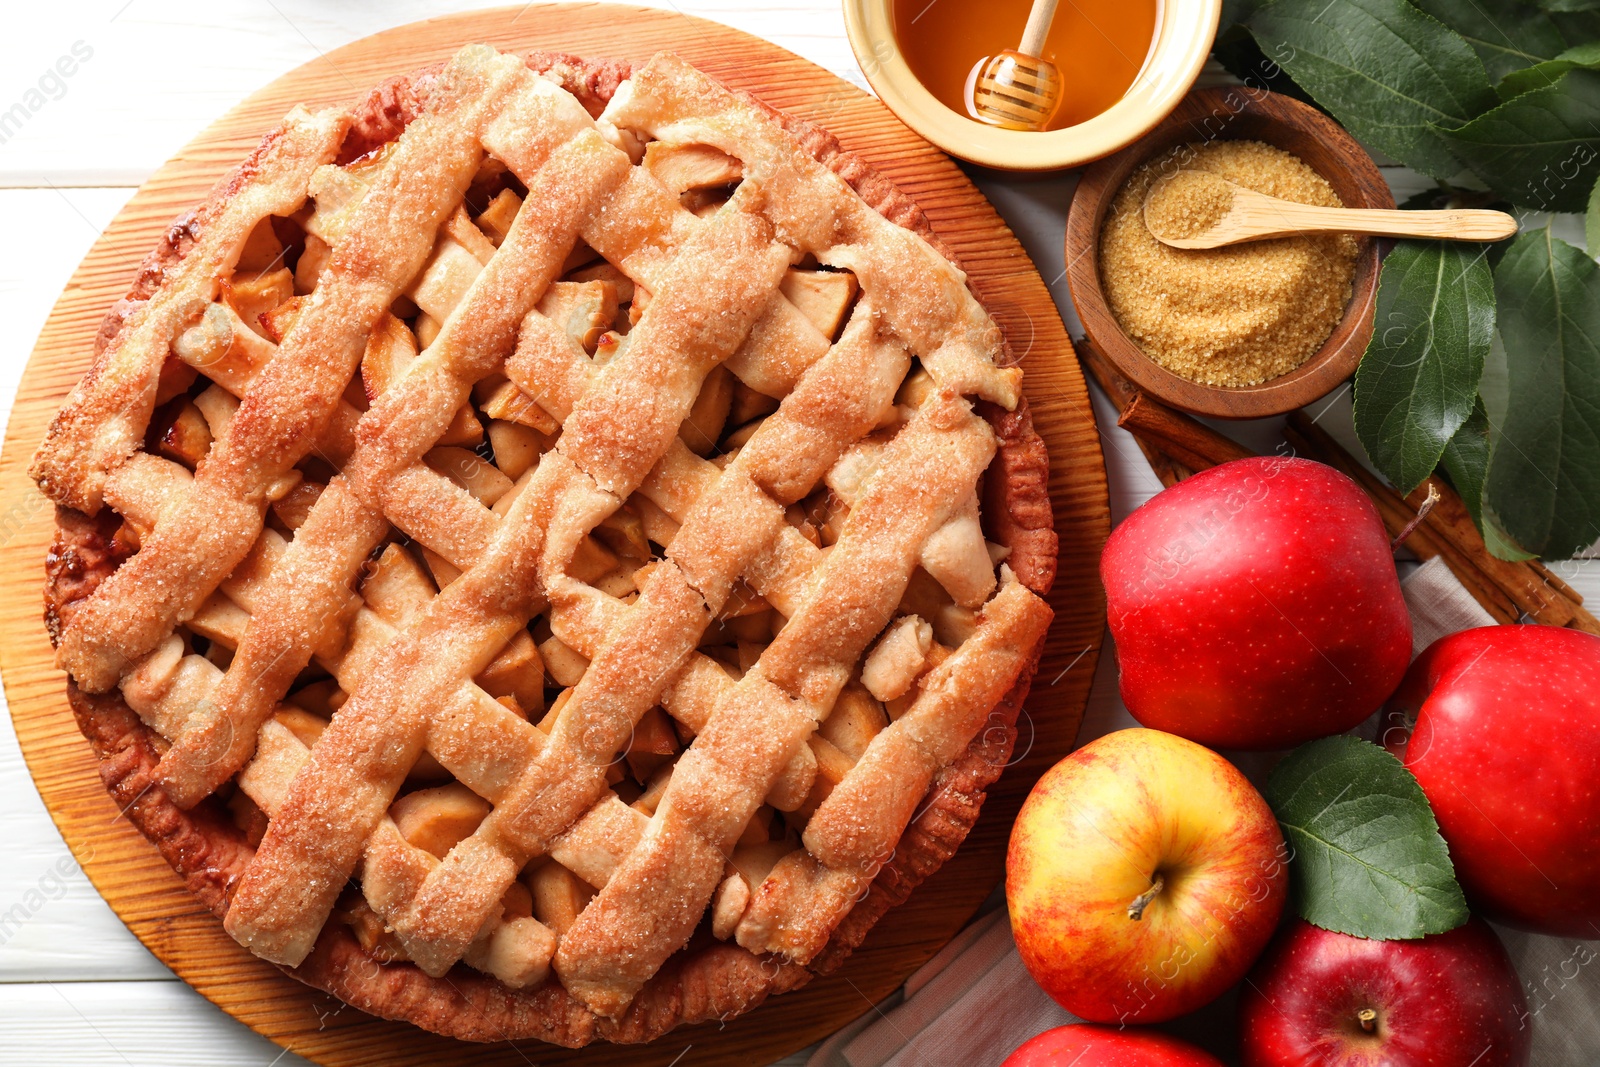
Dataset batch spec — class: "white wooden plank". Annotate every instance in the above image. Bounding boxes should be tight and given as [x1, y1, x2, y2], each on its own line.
[0, 187, 132, 411]
[0, 980, 314, 1066]
[0, 978, 811, 1066]
[0, 718, 174, 983]
[0, 0, 860, 187]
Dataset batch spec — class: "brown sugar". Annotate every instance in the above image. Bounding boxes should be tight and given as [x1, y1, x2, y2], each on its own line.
[1143, 169, 1237, 241]
[1098, 140, 1361, 387]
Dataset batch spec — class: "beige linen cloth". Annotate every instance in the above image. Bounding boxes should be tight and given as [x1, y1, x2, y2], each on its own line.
[795, 559, 1600, 1066]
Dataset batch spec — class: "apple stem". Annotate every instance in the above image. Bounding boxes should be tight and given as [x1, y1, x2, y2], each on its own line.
[1357, 1008, 1378, 1034]
[1126, 873, 1165, 921]
[1390, 484, 1441, 550]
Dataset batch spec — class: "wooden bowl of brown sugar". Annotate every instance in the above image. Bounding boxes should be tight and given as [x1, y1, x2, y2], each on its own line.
[1065, 86, 1392, 420]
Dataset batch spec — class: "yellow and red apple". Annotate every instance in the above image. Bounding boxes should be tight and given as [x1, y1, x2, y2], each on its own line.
[1003, 1024, 1225, 1066]
[1007, 729, 1287, 1023]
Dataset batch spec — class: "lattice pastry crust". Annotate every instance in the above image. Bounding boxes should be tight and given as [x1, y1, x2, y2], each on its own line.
[36, 48, 1057, 1044]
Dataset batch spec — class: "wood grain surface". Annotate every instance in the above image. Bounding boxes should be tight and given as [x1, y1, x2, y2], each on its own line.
[0, 5, 1109, 1064]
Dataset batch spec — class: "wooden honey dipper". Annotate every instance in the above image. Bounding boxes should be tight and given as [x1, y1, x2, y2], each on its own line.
[971, 0, 1062, 131]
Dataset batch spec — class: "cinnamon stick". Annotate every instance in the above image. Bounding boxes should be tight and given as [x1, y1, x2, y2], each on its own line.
[1077, 340, 1189, 487]
[1117, 392, 1255, 471]
[1076, 338, 1139, 410]
[1286, 413, 1599, 633]
[1144, 450, 1190, 490]
[1403, 477, 1585, 629]
[1529, 560, 1586, 605]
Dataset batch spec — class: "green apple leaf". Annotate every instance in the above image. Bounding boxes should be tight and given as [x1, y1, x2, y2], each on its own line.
[1411, 0, 1600, 82]
[1496, 41, 1600, 98]
[1440, 395, 1491, 517]
[1438, 68, 1600, 212]
[1587, 172, 1600, 256]
[1212, 25, 1318, 106]
[1440, 398, 1536, 560]
[1266, 736, 1469, 940]
[1246, 0, 1498, 180]
[1486, 228, 1600, 558]
[1354, 242, 1494, 494]
[1219, 0, 1270, 32]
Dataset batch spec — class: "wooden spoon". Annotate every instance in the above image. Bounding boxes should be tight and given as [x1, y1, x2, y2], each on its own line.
[970, 0, 1062, 131]
[1144, 170, 1517, 249]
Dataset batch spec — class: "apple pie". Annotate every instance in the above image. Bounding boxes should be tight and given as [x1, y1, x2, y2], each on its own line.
[33, 46, 1057, 1044]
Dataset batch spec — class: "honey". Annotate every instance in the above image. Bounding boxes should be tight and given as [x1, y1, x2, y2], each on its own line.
[891, 0, 1160, 131]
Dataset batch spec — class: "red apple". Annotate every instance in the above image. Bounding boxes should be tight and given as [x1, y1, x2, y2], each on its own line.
[1101, 456, 1411, 750]
[1239, 917, 1530, 1067]
[1007, 728, 1288, 1024]
[1003, 1024, 1224, 1066]
[1382, 624, 1600, 937]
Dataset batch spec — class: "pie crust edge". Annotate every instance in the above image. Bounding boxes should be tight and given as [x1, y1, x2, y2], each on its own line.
[42, 50, 1060, 1047]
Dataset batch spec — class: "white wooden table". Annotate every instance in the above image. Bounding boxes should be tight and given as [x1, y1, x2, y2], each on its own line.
[2, 4, 1595, 1064]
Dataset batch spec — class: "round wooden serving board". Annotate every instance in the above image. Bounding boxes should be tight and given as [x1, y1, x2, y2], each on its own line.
[0, 5, 1109, 1064]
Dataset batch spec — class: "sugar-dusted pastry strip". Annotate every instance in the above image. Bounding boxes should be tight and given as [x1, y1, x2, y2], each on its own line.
[55, 46, 527, 693]
[235, 715, 556, 989]
[560, 674, 806, 1013]
[224, 447, 595, 967]
[378, 208, 793, 976]
[31, 106, 347, 514]
[604, 53, 1021, 410]
[733, 573, 1052, 960]
[556, 210, 792, 497]
[488, 82, 836, 406]
[391, 293, 909, 972]
[424, 683, 546, 801]
[155, 96, 632, 807]
[553, 392, 997, 1017]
